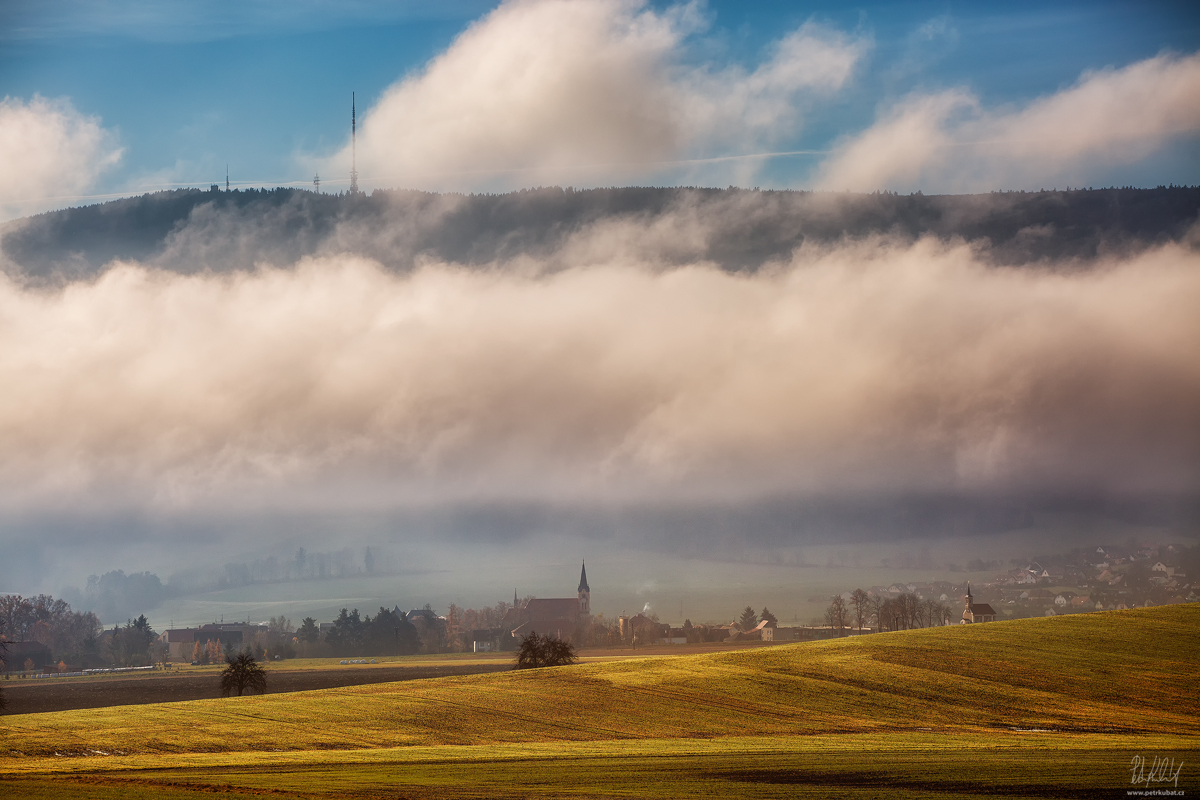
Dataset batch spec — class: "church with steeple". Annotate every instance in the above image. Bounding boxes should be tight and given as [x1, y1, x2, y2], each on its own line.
[508, 561, 593, 643]
[960, 583, 997, 623]
[578, 560, 590, 616]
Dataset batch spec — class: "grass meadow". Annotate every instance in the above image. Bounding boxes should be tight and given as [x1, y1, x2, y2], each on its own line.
[2, 605, 1197, 797]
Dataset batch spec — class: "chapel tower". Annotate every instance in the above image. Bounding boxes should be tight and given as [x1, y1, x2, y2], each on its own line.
[578, 561, 590, 616]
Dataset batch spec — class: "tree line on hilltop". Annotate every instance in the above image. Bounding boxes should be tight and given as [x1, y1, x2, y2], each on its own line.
[6, 185, 1198, 281]
[824, 590, 951, 634]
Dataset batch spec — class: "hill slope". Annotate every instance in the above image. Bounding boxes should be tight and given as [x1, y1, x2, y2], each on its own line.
[2, 605, 1196, 757]
[4, 185, 1198, 280]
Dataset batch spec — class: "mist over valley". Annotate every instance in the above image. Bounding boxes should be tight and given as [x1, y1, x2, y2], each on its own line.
[1, 186, 1195, 629]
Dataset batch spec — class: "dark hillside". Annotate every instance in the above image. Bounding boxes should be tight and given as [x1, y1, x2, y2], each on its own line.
[3, 185, 1198, 280]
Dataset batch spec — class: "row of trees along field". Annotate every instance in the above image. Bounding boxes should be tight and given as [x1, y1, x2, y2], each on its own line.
[286, 600, 609, 657]
[824, 590, 951, 633]
[281, 598, 763, 657]
[0, 594, 160, 671]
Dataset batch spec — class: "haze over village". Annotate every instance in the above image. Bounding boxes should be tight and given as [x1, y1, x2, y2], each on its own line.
[0, 2, 1197, 796]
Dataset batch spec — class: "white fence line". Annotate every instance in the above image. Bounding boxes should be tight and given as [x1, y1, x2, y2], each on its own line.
[23, 665, 157, 680]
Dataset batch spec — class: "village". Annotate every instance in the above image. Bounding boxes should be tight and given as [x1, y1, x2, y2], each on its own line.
[1, 542, 1195, 677]
[899, 541, 1196, 621]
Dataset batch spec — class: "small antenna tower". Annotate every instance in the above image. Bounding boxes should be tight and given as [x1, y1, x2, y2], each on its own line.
[349, 92, 359, 195]
[225, 164, 229, 192]
[313, 173, 321, 193]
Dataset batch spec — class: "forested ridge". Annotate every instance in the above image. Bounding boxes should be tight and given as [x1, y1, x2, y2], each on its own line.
[4, 185, 1197, 279]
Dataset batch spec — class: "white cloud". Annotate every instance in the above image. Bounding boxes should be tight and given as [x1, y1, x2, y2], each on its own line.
[817, 51, 1200, 192]
[0, 95, 123, 220]
[0, 232, 1194, 513]
[319, 0, 866, 190]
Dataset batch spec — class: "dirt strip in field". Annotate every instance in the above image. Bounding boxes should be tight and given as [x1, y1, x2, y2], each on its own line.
[1, 663, 514, 715]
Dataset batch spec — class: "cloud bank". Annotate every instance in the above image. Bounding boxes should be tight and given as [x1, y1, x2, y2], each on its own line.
[325, 0, 865, 189]
[817, 51, 1200, 192]
[0, 228, 1195, 514]
[0, 95, 122, 220]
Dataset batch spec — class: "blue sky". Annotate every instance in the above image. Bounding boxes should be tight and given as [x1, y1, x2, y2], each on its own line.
[1, 0, 1198, 210]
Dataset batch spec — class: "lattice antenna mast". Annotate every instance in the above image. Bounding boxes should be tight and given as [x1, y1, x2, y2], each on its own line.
[349, 92, 360, 195]
[313, 173, 320, 193]
[226, 164, 229, 192]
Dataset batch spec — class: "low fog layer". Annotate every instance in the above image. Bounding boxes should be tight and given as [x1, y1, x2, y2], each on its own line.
[0, 189, 1196, 522]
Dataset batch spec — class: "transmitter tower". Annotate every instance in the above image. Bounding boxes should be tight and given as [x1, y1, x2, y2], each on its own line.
[349, 92, 360, 195]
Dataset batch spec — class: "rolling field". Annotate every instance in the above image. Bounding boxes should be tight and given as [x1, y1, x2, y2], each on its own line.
[2, 605, 1197, 797]
[2, 644, 783, 714]
[0, 661, 516, 715]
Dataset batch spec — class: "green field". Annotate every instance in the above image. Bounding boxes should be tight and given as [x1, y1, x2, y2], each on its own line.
[3, 605, 1197, 797]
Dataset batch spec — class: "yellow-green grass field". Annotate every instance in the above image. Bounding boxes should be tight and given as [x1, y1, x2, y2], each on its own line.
[13, 644, 772, 686]
[3, 605, 1197, 798]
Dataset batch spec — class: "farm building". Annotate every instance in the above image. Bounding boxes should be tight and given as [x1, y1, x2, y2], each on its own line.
[159, 623, 267, 661]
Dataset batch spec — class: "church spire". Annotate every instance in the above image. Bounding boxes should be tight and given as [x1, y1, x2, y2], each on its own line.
[577, 560, 591, 616]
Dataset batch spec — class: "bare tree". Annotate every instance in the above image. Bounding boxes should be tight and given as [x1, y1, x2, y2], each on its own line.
[892, 593, 920, 630]
[921, 598, 942, 628]
[445, 603, 465, 651]
[850, 589, 870, 632]
[867, 595, 885, 632]
[219, 650, 267, 697]
[824, 596, 848, 635]
[876, 598, 896, 632]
